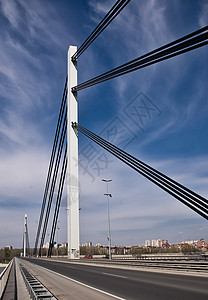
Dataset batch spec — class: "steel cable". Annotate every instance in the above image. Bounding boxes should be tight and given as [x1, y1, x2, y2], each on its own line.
[77, 124, 208, 215]
[72, 0, 131, 60]
[78, 124, 208, 207]
[76, 123, 208, 220]
[39, 112, 67, 255]
[48, 145, 67, 257]
[72, 26, 208, 91]
[34, 78, 67, 255]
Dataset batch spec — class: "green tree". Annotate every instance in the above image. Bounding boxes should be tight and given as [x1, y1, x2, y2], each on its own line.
[182, 244, 196, 254]
[3, 248, 11, 263]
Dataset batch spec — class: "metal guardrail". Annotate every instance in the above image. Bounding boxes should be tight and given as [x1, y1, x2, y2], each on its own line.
[131, 253, 206, 260]
[80, 258, 208, 273]
[79, 253, 207, 260]
[19, 262, 57, 299]
[0, 259, 14, 298]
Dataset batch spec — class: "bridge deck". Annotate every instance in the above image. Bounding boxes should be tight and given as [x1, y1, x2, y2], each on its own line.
[3, 257, 208, 299]
[20, 257, 208, 300]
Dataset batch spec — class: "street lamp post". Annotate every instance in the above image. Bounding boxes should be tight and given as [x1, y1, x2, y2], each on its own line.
[102, 179, 112, 260]
[56, 222, 60, 256]
[46, 229, 50, 257]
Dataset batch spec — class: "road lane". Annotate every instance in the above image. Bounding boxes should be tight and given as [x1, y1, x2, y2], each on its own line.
[102, 272, 127, 279]
[24, 258, 208, 300]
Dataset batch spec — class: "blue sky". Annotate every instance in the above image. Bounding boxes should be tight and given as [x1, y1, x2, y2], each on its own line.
[0, 0, 208, 248]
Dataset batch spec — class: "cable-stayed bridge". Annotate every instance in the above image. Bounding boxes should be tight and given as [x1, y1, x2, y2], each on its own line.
[1, 1, 208, 299]
[32, 0, 208, 260]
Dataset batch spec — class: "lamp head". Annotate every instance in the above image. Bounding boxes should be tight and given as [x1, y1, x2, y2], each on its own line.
[102, 179, 112, 182]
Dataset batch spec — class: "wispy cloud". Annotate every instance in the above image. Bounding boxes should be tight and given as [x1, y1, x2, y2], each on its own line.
[1, 0, 20, 29]
[199, 1, 208, 27]
[0, 0, 75, 112]
[0, 147, 48, 199]
[0, 0, 74, 247]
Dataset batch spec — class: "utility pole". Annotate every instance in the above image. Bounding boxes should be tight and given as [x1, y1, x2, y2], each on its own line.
[67, 46, 80, 259]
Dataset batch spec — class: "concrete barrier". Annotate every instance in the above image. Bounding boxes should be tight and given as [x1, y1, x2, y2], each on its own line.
[0, 259, 13, 298]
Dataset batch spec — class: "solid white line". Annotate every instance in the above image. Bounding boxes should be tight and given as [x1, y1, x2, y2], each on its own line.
[31, 263, 126, 300]
[102, 272, 127, 279]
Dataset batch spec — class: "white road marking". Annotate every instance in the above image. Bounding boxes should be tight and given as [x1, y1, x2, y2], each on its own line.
[102, 272, 127, 279]
[30, 262, 126, 300]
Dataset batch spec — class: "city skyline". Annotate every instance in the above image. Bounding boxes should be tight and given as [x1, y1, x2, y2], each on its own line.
[2, 237, 207, 251]
[0, 0, 208, 248]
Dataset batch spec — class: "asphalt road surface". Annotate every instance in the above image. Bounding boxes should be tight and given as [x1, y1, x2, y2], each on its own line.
[25, 258, 208, 300]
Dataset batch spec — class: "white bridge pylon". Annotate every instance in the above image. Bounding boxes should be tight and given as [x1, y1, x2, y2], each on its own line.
[23, 214, 27, 257]
[67, 46, 79, 259]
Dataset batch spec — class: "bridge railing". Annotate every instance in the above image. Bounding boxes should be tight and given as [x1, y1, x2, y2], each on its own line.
[0, 259, 14, 298]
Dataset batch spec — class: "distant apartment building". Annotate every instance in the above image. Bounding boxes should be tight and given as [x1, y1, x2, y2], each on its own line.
[145, 240, 150, 247]
[4, 246, 13, 250]
[156, 239, 162, 247]
[85, 241, 93, 247]
[152, 239, 157, 247]
[183, 240, 198, 246]
[148, 239, 169, 248]
[43, 242, 49, 249]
